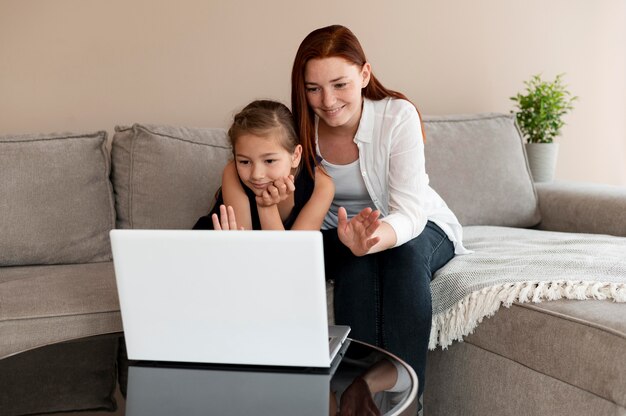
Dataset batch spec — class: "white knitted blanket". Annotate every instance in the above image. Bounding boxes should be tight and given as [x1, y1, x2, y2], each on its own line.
[429, 226, 626, 350]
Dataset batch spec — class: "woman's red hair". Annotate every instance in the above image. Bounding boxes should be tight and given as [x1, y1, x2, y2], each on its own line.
[291, 25, 426, 177]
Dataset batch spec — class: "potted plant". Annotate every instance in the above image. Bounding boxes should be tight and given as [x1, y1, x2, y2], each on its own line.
[510, 73, 577, 182]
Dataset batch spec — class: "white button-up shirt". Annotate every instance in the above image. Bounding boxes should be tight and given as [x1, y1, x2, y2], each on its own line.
[318, 97, 468, 254]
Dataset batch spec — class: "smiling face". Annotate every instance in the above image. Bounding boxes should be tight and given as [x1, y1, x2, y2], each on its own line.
[304, 56, 371, 132]
[233, 131, 302, 196]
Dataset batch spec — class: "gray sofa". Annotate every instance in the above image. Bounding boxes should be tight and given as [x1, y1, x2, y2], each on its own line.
[1, 114, 624, 415]
[420, 116, 626, 415]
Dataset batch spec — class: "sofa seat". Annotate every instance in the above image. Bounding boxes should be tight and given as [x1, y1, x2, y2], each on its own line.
[0, 262, 122, 359]
[425, 298, 626, 415]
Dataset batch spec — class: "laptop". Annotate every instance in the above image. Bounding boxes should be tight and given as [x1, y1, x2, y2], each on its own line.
[110, 229, 350, 369]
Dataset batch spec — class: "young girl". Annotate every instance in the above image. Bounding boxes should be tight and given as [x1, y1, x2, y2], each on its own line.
[291, 25, 469, 402]
[194, 99, 334, 231]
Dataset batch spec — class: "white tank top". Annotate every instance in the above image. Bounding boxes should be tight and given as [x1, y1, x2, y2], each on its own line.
[318, 152, 376, 230]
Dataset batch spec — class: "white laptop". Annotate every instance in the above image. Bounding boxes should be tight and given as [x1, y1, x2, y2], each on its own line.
[110, 229, 350, 369]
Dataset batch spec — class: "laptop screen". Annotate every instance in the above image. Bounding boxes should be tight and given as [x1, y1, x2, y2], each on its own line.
[111, 230, 336, 368]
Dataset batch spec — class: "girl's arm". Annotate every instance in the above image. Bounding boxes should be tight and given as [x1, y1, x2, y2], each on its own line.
[221, 161, 253, 230]
[257, 204, 286, 230]
[211, 204, 242, 230]
[256, 176, 296, 230]
[290, 169, 335, 230]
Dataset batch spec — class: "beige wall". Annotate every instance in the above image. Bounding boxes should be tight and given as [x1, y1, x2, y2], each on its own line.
[2, 0, 625, 185]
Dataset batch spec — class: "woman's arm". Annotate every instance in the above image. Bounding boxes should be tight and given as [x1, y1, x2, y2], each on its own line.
[367, 223, 397, 253]
[381, 103, 429, 246]
[290, 169, 335, 230]
[221, 161, 253, 230]
[337, 207, 397, 256]
[339, 102, 428, 254]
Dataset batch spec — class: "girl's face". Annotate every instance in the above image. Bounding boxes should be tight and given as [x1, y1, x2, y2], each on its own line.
[304, 56, 371, 132]
[234, 133, 302, 196]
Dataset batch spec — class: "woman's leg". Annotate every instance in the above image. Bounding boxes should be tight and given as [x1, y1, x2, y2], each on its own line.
[322, 229, 380, 347]
[378, 221, 455, 398]
[323, 223, 455, 398]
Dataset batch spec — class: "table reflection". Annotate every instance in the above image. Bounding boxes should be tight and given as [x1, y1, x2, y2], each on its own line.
[125, 341, 415, 416]
[331, 343, 412, 416]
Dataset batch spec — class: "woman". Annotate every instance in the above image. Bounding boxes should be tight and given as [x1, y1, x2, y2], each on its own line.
[291, 25, 468, 401]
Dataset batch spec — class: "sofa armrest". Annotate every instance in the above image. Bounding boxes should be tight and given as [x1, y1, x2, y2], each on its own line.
[535, 181, 626, 237]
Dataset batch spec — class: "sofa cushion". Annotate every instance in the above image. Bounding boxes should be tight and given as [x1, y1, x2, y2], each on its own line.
[461, 299, 626, 408]
[535, 181, 626, 237]
[0, 131, 115, 266]
[426, 337, 624, 415]
[423, 113, 540, 227]
[111, 124, 231, 229]
[0, 262, 122, 359]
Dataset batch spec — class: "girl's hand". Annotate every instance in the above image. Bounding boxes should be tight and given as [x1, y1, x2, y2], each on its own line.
[337, 207, 381, 256]
[255, 175, 295, 207]
[211, 205, 244, 230]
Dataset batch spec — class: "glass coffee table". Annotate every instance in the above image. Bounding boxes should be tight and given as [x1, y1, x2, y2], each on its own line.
[124, 339, 417, 416]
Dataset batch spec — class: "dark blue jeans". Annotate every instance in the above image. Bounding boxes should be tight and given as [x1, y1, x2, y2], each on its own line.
[322, 221, 455, 398]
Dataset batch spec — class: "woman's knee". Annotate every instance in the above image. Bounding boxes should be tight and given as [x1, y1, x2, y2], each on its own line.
[381, 223, 454, 275]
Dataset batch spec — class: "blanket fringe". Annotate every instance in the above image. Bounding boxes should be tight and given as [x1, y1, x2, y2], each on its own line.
[429, 280, 626, 350]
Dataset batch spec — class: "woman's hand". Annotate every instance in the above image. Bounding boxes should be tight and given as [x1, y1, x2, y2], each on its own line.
[337, 207, 381, 256]
[211, 205, 244, 230]
[255, 175, 295, 207]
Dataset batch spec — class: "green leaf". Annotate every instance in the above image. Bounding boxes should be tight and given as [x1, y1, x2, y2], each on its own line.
[510, 73, 577, 143]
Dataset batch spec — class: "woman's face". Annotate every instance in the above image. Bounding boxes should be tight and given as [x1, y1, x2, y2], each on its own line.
[234, 133, 302, 196]
[304, 57, 371, 132]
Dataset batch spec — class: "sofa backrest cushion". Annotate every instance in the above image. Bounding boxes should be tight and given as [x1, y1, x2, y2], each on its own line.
[111, 124, 231, 229]
[423, 113, 540, 227]
[0, 131, 115, 266]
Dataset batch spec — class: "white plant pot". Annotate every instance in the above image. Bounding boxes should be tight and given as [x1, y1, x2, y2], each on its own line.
[525, 143, 559, 182]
